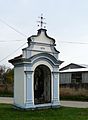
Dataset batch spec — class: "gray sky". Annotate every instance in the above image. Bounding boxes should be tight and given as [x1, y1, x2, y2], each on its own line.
[0, 0, 88, 67]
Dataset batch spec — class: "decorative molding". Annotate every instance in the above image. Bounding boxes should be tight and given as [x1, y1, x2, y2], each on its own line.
[26, 99, 33, 104]
[30, 41, 56, 46]
[54, 74, 58, 79]
[52, 72, 59, 73]
[23, 49, 58, 54]
[24, 71, 33, 73]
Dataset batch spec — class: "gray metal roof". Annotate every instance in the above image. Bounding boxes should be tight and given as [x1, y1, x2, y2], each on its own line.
[60, 68, 88, 73]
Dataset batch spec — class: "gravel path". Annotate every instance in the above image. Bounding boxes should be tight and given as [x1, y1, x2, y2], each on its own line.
[0, 97, 88, 108]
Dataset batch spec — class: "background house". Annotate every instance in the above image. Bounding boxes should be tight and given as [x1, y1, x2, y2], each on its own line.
[59, 63, 88, 88]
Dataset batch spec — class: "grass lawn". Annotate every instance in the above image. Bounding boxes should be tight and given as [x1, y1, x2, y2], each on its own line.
[0, 104, 88, 120]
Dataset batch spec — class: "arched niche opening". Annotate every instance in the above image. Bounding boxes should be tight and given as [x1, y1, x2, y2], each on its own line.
[34, 64, 51, 104]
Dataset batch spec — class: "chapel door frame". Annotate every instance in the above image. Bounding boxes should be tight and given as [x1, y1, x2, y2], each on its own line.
[34, 64, 51, 105]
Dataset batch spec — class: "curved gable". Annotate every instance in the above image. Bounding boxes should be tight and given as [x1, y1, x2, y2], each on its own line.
[27, 29, 55, 45]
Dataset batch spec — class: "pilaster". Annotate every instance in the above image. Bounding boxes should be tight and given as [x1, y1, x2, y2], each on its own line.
[25, 71, 34, 108]
[52, 71, 60, 107]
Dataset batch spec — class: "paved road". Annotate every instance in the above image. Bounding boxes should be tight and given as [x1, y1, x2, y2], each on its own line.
[0, 97, 13, 104]
[0, 97, 88, 108]
[60, 100, 88, 108]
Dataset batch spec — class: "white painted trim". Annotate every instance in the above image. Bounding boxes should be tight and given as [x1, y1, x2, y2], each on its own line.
[32, 60, 53, 72]
[24, 70, 26, 104]
[35, 103, 52, 108]
[32, 56, 59, 66]
[51, 73, 53, 103]
[32, 72, 34, 105]
[57, 75, 59, 101]
[33, 63, 53, 105]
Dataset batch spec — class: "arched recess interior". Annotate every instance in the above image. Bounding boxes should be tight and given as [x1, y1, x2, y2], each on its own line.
[34, 64, 51, 104]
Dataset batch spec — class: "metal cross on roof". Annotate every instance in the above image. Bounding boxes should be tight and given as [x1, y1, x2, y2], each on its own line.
[37, 14, 46, 29]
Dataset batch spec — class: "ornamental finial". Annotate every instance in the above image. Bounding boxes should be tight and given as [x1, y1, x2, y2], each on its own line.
[37, 14, 46, 29]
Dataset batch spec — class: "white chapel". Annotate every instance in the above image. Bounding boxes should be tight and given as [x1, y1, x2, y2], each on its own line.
[9, 15, 63, 109]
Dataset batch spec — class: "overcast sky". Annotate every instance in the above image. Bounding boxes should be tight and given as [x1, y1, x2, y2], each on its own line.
[0, 0, 88, 67]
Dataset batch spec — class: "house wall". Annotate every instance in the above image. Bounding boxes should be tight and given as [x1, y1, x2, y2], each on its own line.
[60, 72, 88, 84]
[82, 72, 88, 83]
[60, 73, 71, 84]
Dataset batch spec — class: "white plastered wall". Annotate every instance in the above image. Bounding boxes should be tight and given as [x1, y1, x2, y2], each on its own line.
[14, 66, 25, 107]
[32, 31, 54, 44]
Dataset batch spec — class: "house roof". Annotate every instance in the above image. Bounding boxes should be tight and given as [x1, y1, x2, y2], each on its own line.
[79, 64, 88, 68]
[59, 63, 88, 71]
[60, 68, 88, 73]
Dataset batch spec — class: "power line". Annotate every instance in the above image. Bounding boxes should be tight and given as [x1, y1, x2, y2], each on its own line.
[0, 18, 27, 37]
[0, 40, 88, 63]
[58, 41, 88, 44]
[0, 17, 88, 45]
[0, 39, 88, 44]
[0, 42, 27, 63]
[0, 39, 24, 42]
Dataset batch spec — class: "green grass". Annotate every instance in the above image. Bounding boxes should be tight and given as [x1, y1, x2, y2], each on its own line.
[0, 104, 88, 120]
